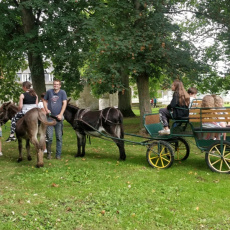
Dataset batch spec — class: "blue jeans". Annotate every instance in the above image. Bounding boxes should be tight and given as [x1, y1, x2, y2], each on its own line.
[46, 117, 63, 157]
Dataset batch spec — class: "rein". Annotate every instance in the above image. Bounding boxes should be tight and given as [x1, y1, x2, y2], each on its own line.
[73, 108, 90, 130]
[74, 113, 124, 142]
[75, 107, 122, 125]
[100, 107, 122, 125]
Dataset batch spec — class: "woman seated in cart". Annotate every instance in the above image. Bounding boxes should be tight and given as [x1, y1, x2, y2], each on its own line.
[158, 80, 190, 135]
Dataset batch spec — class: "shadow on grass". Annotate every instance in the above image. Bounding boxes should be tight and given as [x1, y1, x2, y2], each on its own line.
[173, 153, 210, 173]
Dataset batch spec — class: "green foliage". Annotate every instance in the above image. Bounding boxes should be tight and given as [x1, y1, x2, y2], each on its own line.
[1, 0, 230, 101]
[149, 77, 163, 98]
[82, 0, 208, 98]
[179, 0, 230, 94]
[0, 0, 91, 99]
[0, 54, 25, 102]
[0, 77, 22, 103]
[198, 0, 230, 77]
[196, 73, 230, 95]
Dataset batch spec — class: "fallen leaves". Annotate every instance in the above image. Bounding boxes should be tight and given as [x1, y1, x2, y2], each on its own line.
[127, 181, 132, 188]
[101, 210, 105, 215]
[51, 183, 59, 188]
[188, 171, 198, 175]
[66, 207, 72, 212]
[131, 213, 136, 217]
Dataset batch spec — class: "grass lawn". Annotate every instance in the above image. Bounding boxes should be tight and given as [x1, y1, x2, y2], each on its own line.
[0, 111, 229, 229]
[132, 106, 160, 116]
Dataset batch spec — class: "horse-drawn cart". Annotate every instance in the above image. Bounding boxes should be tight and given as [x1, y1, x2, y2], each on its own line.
[138, 104, 230, 174]
[66, 99, 230, 174]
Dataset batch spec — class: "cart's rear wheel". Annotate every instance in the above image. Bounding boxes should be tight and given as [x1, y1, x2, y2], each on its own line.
[206, 141, 230, 174]
[170, 137, 190, 161]
[146, 140, 174, 169]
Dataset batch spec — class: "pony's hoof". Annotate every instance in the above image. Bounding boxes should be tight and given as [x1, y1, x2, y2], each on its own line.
[36, 163, 44, 168]
[28, 156, 32, 161]
[119, 157, 126, 161]
[17, 158, 22, 163]
[75, 154, 81, 158]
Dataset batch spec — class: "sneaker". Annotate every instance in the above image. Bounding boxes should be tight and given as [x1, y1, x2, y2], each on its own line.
[5, 136, 16, 142]
[158, 129, 170, 135]
[44, 149, 47, 153]
[56, 156, 61, 160]
[0, 152, 3, 156]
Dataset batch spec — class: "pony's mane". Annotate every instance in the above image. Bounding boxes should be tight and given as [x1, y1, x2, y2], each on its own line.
[1, 102, 17, 110]
[7, 103, 18, 114]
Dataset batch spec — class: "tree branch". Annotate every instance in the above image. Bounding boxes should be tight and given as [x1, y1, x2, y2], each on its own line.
[13, 0, 19, 7]
[35, 9, 42, 25]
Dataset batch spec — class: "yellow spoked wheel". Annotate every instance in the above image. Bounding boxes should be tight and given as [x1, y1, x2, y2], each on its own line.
[146, 141, 174, 169]
[206, 141, 230, 174]
[170, 137, 190, 161]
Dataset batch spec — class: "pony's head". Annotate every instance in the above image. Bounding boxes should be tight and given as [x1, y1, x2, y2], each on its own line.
[63, 99, 80, 123]
[65, 98, 79, 112]
[0, 102, 18, 125]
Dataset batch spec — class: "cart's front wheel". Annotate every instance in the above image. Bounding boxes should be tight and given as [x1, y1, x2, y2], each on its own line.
[171, 137, 190, 161]
[146, 141, 174, 169]
[206, 141, 230, 174]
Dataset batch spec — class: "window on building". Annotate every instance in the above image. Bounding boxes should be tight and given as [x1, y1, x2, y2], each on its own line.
[48, 74, 54, 82]
[22, 74, 31, 82]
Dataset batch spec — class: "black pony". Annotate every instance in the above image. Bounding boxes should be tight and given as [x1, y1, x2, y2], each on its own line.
[64, 102, 126, 160]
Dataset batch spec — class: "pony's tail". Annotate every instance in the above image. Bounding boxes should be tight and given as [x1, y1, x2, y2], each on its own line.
[116, 108, 124, 139]
[117, 109, 123, 124]
[37, 109, 57, 126]
[119, 123, 124, 139]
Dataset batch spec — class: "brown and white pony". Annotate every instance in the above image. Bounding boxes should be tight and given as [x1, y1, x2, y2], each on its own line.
[0, 102, 56, 167]
[64, 101, 126, 160]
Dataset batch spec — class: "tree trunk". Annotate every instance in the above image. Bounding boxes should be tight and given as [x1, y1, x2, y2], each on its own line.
[118, 69, 135, 117]
[21, 1, 46, 99]
[28, 53, 46, 99]
[136, 73, 152, 127]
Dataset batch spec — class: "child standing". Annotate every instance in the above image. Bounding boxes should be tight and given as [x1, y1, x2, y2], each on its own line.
[150, 98, 153, 107]
[154, 98, 157, 108]
[0, 126, 3, 156]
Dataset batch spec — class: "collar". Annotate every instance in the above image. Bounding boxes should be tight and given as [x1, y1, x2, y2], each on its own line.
[53, 89, 60, 94]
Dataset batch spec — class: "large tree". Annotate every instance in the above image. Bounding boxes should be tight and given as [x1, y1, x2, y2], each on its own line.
[0, 0, 89, 99]
[83, 0, 205, 124]
[177, 0, 230, 94]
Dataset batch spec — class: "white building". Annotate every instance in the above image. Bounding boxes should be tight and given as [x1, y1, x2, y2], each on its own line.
[17, 66, 54, 90]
